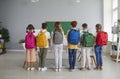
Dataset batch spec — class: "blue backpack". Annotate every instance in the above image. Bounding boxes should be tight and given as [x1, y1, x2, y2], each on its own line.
[68, 29, 80, 45]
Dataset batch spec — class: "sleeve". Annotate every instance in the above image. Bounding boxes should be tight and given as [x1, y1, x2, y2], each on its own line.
[47, 32, 51, 39]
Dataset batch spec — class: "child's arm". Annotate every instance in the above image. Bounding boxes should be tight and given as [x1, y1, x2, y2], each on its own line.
[48, 38, 51, 46]
[47, 32, 51, 46]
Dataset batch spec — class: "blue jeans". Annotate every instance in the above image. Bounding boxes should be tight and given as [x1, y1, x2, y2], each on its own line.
[68, 49, 77, 69]
[94, 45, 103, 66]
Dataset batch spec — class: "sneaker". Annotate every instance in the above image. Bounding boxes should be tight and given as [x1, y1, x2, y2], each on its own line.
[38, 67, 41, 71]
[80, 68, 85, 71]
[58, 69, 61, 72]
[87, 68, 91, 70]
[31, 67, 35, 71]
[69, 69, 75, 72]
[41, 67, 47, 72]
[27, 67, 31, 71]
[55, 69, 58, 72]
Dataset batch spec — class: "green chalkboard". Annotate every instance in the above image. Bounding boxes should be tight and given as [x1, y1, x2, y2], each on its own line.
[46, 21, 71, 35]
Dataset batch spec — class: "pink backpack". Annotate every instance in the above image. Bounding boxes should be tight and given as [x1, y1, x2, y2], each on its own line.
[25, 32, 36, 49]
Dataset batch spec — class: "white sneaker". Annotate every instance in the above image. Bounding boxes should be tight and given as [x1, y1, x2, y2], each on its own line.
[27, 67, 31, 71]
[55, 69, 58, 72]
[31, 67, 35, 71]
[38, 67, 41, 71]
[70, 69, 75, 72]
[41, 67, 47, 72]
[58, 69, 61, 72]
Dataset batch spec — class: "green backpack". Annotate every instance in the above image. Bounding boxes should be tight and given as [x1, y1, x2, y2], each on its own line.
[81, 31, 94, 47]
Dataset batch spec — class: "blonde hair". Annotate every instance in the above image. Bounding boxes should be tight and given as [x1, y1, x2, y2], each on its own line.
[53, 22, 63, 32]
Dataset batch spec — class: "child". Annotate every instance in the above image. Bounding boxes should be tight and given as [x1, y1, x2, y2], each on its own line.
[52, 22, 64, 72]
[94, 24, 104, 70]
[80, 23, 94, 70]
[67, 21, 80, 71]
[25, 24, 36, 71]
[36, 23, 51, 72]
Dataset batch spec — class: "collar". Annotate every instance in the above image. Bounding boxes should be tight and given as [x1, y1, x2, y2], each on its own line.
[72, 27, 77, 30]
[42, 29, 47, 32]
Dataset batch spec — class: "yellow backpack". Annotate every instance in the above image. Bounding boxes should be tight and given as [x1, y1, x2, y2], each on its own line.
[0, 44, 3, 48]
[36, 31, 48, 48]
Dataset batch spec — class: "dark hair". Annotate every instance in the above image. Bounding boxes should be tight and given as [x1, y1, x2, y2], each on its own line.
[96, 24, 102, 29]
[26, 24, 35, 32]
[42, 23, 47, 29]
[71, 21, 77, 27]
[82, 23, 87, 28]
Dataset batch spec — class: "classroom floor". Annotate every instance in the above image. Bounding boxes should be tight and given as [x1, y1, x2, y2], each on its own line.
[0, 48, 120, 79]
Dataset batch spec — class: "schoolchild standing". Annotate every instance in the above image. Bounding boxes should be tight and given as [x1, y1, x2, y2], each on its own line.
[52, 22, 64, 72]
[25, 24, 36, 71]
[36, 23, 51, 72]
[67, 21, 80, 71]
[94, 24, 108, 70]
[80, 23, 94, 70]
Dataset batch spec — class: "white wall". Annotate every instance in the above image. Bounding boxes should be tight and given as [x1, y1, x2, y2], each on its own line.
[0, 0, 102, 50]
[103, 0, 112, 41]
[119, 0, 120, 19]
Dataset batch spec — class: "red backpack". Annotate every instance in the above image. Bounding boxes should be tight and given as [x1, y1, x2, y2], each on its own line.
[96, 31, 108, 46]
[25, 32, 36, 49]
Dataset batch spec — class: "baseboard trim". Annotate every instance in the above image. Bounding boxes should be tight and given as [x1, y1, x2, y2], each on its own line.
[7, 49, 67, 53]
[7, 49, 25, 52]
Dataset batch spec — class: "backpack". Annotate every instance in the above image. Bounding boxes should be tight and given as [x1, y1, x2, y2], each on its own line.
[96, 31, 108, 46]
[36, 31, 48, 48]
[25, 32, 36, 49]
[0, 44, 3, 48]
[0, 39, 4, 48]
[81, 31, 94, 47]
[68, 29, 80, 45]
[53, 30, 63, 44]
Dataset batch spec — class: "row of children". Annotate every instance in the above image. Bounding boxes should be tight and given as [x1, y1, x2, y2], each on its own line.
[24, 21, 108, 72]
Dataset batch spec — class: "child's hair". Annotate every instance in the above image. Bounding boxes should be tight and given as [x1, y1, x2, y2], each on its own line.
[82, 23, 88, 29]
[71, 21, 77, 27]
[53, 21, 63, 32]
[96, 24, 102, 31]
[26, 24, 35, 33]
[42, 23, 47, 29]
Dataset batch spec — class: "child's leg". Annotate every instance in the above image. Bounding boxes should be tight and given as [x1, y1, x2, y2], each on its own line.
[72, 49, 77, 69]
[25, 49, 31, 68]
[94, 45, 100, 70]
[30, 48, 36, 68]
[41, 48, 47, 68]
[39, 48, 43, 67]
[54, 45, 59, 69]
[86, 48, 91, 69]
[58, 44, 63, 69]
[99, 46, 103, 70]
[68, 49, 73, 69]
[81, 47, 86, 68]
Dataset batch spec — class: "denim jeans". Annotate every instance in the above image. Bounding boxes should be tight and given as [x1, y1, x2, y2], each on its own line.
[68, 49, 77, 69]
[94, 45, 103, 66]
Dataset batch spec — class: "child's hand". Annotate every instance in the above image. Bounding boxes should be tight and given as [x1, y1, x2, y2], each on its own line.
[35, 47, 37, 51]
[91, 48, 94, 51]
